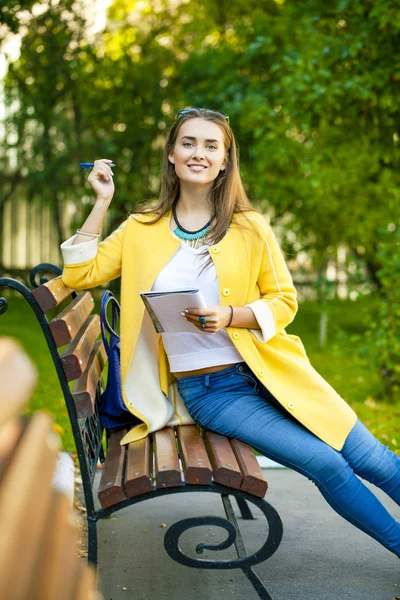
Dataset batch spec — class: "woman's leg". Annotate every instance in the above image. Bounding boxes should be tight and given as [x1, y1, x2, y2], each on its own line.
[340, 419, 400, 505]
[177, 363, 400, 558]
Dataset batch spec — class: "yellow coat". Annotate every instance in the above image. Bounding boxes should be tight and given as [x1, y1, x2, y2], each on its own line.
[60, 207, 357, 450]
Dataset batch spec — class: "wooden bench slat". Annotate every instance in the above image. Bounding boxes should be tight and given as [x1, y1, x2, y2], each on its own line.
[153, 428, 181, 488]
[0, 413, 60, 599]
[0, 336, 102, 599]
[230, 438, 268, 498]
[73, 563, 101, 600]
[0, 419, 24, 483]
[176, 425, 212, 485]
[0, 338, 37, 425]
[203, 431, 242, 489]
[32, 276, 73, 313]
[125, 436, 153, 497]
[61, 314, 101, 382]
[30, 491, 80, 600]
[72, 340, 107, 418]
[98, 429, 127, 509]
[49, 291, 95, 347]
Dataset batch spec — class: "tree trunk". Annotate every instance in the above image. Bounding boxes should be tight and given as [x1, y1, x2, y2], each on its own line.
[317, 259, 329, 349]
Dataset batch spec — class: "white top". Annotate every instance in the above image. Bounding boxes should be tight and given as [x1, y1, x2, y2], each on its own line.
[59, 220, 271, 372]
[151, 232, 244, 372]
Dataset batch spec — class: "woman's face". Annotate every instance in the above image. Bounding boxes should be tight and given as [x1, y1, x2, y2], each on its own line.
[168, 117, 227, 185]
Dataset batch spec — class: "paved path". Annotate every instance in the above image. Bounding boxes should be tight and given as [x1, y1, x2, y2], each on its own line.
[94, 469, 399, 600]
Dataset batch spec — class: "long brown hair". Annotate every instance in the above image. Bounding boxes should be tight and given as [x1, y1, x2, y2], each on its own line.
[130, 108, 264, 270]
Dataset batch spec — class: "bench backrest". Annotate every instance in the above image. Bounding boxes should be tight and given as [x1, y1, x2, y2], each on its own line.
[29, 268, 107, 513]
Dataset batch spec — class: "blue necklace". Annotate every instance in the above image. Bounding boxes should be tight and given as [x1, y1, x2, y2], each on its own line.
[172, 204, 215, 247]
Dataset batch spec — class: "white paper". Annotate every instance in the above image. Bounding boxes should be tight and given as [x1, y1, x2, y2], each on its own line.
[140, 289, 210, 333]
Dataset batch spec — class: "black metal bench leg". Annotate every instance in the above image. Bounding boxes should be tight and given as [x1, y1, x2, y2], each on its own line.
[164, 487, 282, 600]
[235, 496, 254, 520]
[87, 517, 98, 567]
[221, 494, 277, 600]
[241, 566, 274, 600]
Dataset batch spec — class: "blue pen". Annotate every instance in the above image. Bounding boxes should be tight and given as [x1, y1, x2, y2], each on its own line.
[80, 162, 116, 168]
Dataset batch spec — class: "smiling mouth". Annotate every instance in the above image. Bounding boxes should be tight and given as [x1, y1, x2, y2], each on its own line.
[187, 165, 208, 170]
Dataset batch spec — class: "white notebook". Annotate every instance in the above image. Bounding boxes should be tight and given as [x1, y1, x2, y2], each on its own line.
[140, 289, 209, 334]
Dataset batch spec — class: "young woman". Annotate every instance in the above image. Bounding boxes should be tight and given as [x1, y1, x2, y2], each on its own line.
[60, 107, 400, 559]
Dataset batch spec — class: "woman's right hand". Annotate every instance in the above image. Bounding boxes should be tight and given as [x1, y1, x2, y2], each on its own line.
[87, 159, 115, 202]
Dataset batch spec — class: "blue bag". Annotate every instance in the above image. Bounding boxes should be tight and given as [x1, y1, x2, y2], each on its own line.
[99, 290, 139, 430]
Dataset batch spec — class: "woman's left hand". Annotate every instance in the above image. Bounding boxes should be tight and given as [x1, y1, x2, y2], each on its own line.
[182, 305, 232, 333]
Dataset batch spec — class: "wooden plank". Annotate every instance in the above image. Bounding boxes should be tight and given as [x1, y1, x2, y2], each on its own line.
[0, 419, 24, 482]
[29, 491, 80, 600]
[125, 436, 153, 497]
[73, 563, 101, 600]
[203, 431, 242, 489]
[0, 338, 37, 425]
[32, 276, 73, 313]
[176, 425, 212, 485]
[230, 439, 268, 498]
[0, 413, 60, 600]
[49, 291, 94, 347]
[153, 428, 181, 488]
[61, 314, 101, 381]
[98, 429, 127, 509]
[72, 340, 107, 418]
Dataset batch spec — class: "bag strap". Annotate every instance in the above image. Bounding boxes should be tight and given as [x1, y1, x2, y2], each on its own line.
[100, 290, 121, 355]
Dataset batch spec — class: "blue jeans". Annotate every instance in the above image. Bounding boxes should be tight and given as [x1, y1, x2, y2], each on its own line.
[176, 361, 400, 558]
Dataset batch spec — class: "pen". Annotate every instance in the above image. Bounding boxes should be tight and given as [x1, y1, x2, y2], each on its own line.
[80, 162, 116, 168]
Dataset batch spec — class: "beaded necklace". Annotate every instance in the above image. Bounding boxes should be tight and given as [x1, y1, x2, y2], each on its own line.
[172, 204, 215, 249]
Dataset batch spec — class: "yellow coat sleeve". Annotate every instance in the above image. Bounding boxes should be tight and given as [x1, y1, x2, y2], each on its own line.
[60, 218, 129, 290]
[245, 216, 298, 342]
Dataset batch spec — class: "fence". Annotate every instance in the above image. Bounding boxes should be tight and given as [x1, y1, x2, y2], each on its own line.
[0, 192, 111, 273]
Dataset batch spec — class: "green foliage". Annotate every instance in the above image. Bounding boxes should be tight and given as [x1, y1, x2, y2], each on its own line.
[2, 0, 399, 245]
[288, 296, 400, 455]
[0, 0, 37, 34]
[331, 225, 400, 403]
[2, 1, 400, 405]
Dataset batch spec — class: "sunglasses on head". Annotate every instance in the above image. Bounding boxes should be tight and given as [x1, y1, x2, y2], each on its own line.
[176, 107, 230, 125]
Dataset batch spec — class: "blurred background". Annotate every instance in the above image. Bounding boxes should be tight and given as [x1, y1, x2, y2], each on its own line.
[0, 0, 399, 452]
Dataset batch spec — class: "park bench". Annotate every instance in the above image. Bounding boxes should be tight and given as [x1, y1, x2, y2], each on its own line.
[0, 263, 283, 600]
[0, 336, 101, 600]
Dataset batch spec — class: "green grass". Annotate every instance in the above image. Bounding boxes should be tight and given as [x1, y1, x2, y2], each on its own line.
[1, 293, 399, 455]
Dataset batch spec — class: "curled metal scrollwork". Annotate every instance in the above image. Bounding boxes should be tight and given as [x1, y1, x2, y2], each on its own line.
[29, 263, 62, 289]
[164, 496, 282, 570]
[195, 516, 236, 553]
[0, 278, 33, 316]
[0, 296, 8, 316]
